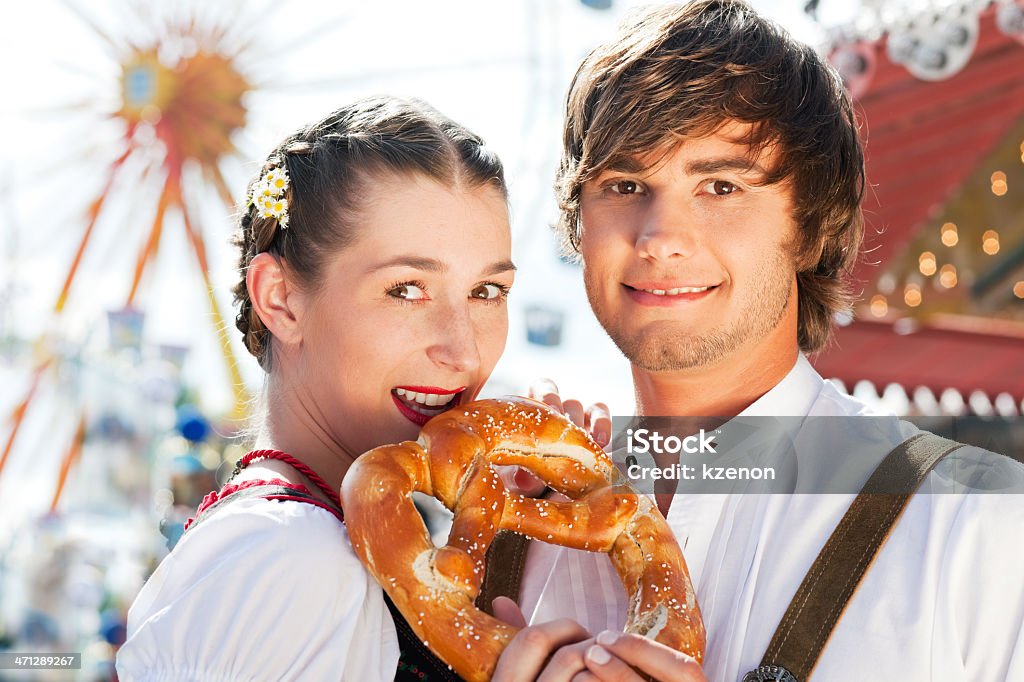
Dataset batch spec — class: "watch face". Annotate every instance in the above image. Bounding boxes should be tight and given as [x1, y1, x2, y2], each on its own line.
[741, 665, 800, 682]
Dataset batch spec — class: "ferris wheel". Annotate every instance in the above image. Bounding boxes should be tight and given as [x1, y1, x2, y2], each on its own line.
[0, 0, 365, 513]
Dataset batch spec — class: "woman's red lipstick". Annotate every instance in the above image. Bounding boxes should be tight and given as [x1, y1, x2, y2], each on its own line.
[391, 386, 465, 427]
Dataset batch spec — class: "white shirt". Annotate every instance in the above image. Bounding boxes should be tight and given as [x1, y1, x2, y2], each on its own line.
[520, 355, 1024, 681]
[116, 496, 400, 682]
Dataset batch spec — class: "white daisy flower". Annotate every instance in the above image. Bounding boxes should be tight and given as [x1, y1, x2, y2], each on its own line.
[269, 198, 287, 219]
[249, 169, 290, 228]
[257, 195, 275, 218]
[248, 180, 271, 206]
[264, 168, 289, 195]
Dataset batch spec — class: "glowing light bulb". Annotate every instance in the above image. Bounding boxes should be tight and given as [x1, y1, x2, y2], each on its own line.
[941, 222, 958, 247]
[982, 230, 1000, 255]
[918, 251, 937, 275]
[991, 171, 1008, 196]
[904, 284, 922, 307]
[939, 264, 958, 288]
[870, 294, 888, 317]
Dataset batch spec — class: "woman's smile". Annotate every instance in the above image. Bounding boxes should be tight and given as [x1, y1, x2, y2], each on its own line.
[391, 386, 466, 426]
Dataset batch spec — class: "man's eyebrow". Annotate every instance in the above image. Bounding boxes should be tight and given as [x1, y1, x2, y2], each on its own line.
[596, 155, 769, 178]
[685, 157, 768, 177]
[368, 256, 516, 277]
[601, 157, 647, 174]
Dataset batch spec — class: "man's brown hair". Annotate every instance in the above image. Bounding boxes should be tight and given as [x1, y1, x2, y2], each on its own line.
[555, 0, 864, 353]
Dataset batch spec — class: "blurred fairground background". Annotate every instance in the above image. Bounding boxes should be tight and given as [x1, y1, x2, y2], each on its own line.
[1, 0, 1022, 678]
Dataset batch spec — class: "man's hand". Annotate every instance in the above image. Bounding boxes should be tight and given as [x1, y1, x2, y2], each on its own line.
[491, 597, 594, 681]
[528, 378, 611, 448]
[578, 631, 706, 681]
[498, 378, 612, 498]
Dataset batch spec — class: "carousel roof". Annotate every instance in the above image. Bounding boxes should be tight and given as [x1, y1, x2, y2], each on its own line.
[810, 5, 1024, 405]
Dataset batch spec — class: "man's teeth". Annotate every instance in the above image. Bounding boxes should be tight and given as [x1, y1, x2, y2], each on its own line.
[642, 286, 711, 295]
[394, 388, 458, 408]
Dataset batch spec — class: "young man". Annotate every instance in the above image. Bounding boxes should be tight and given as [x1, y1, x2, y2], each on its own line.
[493, 1, 1024, 680]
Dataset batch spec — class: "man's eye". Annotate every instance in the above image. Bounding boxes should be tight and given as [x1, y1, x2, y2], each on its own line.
[471, 283, 508, 300]
[703, 180, 738, 196]
[611, 180, 643, 195]
[387, 283, 427, 300]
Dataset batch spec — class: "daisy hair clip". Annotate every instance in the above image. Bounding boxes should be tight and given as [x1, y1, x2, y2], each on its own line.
[248, 164, 290, 229]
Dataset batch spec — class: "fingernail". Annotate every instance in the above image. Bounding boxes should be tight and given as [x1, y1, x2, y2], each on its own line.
[595, 426, 609, 445]
[587, 645, 612, 665]
[596, 630, 619, 647]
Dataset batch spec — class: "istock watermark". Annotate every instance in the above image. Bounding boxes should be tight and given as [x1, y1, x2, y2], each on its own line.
[607, 415, 1024, 495]
[626, 428, 718, 454]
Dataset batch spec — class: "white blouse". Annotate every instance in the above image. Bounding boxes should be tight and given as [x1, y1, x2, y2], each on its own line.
[116, 496, 399, 682]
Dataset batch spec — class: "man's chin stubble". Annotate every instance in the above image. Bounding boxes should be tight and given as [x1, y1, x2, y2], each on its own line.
[612, 328, 749, 372]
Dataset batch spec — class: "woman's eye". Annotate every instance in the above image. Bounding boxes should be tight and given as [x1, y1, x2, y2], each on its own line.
[471, 283, 507, 300]
[387, 283, 426, 300]
[611, 180, 643, 195]
[703, 180, 738, 196]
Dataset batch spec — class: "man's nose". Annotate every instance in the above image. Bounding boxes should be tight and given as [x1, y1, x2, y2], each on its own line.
[635, 199, 699, 262]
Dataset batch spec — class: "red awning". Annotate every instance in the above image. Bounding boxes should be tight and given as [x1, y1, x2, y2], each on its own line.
[815, 7, 1024, 403]
[811, 319, 1024, 402]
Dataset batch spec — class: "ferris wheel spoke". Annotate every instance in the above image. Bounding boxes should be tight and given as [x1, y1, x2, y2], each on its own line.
[220, 0, 288, 59]
[0, 357, 54, 483]
[53, 57, 114, 84]
[258, 56, 527, 92]
[208, 164, 241, 222]
[55, 0, 123, 59]
[178, 197, 251, 418]
[20, 100, 109, 117]
[49, 413, 87, 513]
[55, 144, 135, 314]
[125, 176, 173, 308]
[254, 12, 354, 65]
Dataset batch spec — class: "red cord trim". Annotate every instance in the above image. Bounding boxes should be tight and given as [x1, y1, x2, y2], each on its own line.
[184, 478, 317, 531]
[184, 450, 345, 532]
[239, 449, 343, 509]
[259, 494, 345, 524]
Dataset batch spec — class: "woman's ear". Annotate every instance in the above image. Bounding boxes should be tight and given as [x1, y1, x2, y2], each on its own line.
[247, 252, 303, 347]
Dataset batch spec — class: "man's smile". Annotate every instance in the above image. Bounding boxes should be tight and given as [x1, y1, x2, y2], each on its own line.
[623, 282, 720, 306]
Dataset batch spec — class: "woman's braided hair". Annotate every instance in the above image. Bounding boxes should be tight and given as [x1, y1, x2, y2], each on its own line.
[232, 96, 508, 371]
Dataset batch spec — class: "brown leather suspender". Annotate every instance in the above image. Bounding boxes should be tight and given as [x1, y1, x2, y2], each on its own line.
[475, 530, 531, 615]
[743, 432, 966, 682]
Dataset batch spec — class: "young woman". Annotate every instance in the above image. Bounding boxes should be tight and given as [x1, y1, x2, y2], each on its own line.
[116, 96, 518, 680]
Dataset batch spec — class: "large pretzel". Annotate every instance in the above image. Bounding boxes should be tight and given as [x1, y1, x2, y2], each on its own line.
[341, 397, 705, 681]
